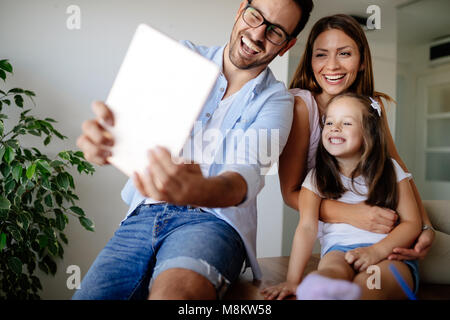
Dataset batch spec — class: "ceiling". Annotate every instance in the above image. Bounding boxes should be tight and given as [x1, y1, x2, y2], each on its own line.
[397, 0, 450, 45]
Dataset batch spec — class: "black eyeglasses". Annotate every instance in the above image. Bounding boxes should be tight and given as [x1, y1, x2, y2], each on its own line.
[242, 0, 292, 46]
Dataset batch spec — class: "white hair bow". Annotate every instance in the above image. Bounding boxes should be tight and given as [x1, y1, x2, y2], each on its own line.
[370, 97, 381, 117]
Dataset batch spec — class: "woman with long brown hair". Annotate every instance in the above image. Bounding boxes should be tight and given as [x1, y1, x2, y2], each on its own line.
[278, 14, 434, 278]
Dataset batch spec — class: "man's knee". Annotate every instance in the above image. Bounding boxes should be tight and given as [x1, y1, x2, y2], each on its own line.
[148, 268, 216, 300]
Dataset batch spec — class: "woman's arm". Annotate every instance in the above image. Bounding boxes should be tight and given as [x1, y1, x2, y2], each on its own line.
[278, 96, 311, 210]
[319, 200, 398, 233]
[345, 179, 422, 271]
[261, 187, 321, 300]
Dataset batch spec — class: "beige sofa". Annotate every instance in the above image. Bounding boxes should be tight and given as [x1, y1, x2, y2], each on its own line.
[419, 200, 450, 285]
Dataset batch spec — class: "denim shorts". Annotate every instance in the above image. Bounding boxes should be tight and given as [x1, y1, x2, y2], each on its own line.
[72, 203, 246, 300]
[325, 243, 420, 295]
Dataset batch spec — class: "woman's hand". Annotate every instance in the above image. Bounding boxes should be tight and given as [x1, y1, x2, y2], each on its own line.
[260, 281, 298, 300]
[319, 201, 398, 234]
[388, 229, 435, 261]
[356, 204, 398, 234]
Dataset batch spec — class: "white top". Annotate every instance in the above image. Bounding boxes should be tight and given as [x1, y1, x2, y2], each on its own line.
[288, 88, 321, 172]
[193, 92, 238, 174]
[301, 159, 412, 257]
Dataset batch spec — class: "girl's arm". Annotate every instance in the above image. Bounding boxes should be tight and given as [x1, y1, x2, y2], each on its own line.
[286, 188, 321, 284]
[261, 187, 321, 300]
[278, 96, 311, 210]
[345, 179, 422, 271]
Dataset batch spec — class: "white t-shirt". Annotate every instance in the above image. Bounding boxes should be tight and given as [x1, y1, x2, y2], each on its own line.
[301, 159, 412, 257]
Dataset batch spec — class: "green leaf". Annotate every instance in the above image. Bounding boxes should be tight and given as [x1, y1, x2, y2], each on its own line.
[56, 172, 69, 191]
[8, 257, 22, 275]
[0, 70, 6, 81]
[24, 90, 36, 97]
[1, 163, 11, 178]
[43, 136, 51, 146]
[8, 88, 24, 94]
[2, 99, 10, 105]
[59, 232, 68, 244]
[4, 146, 15, 164]
[41, 176, 51, 191]
[0, 232, 6, 251]
[58, 151, 70, 160]
[68, 174, 75, 189]
[48, 240, 58, 256]
[44, 194, 53, 207]
[5, 179, 16, 194]
[50, 160, 64, 168]
[12, 165, 23, 182]
[5, 139, 19, 149]
[20, 109, 32, 118]
[0, 196, 11, 209]
[14, 94, 24, 108]
[43, 256, 57, 275]
[18, 213, 30, 231]
[16, 185, 26, 198]
[0, 145, 5, 160]
[70, 206, 85, 216]
[55, 211, 66, 231]
[0, 209, 8, 220]
[7, 225, 22, 242]
[0, 120, 4, 136]
[0, 59, 13, 73]
[36, 159, 51, 175]
[26, 163, 36, 179]
[31, 147, 42, 156]
[23, 149, 33, 160]
[38, 260, 49, 274]
[37, 234, 48, 249]
[28, 129, 41, 137]
[31, 276, 42, 291]
[79, 216, 95, 232]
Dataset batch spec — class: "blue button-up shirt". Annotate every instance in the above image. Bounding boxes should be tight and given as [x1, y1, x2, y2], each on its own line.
[120, 41, 294, 280]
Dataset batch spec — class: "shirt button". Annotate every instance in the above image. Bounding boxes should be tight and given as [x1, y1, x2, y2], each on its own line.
[206, 113, 211, 117]
[220, 88, 225, 92]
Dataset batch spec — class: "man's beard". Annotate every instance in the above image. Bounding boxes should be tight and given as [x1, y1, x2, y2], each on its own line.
[228, 31, 280, 70]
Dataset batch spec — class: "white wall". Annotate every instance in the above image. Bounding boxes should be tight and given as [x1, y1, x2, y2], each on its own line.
[0, 0, 290, 299]
[397, 42, 450, 199]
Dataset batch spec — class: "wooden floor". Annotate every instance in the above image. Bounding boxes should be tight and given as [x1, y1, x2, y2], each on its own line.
[224, 255, 450, 300]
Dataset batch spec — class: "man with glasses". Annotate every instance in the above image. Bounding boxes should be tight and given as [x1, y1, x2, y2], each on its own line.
[74, 0, 313, 300]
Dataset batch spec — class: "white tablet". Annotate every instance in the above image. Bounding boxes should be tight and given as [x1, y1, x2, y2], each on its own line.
[105, 24, 220, 177]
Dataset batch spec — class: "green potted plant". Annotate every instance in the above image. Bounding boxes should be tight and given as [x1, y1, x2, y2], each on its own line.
[0, 59, 95, 299]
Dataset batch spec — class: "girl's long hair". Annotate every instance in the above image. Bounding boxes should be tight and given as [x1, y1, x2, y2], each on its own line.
[289, 14, 392, 104]
[315, 93, 398, 210]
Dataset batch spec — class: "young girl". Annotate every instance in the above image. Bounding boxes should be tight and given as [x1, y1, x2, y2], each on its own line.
[262, 93, 422, 300]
